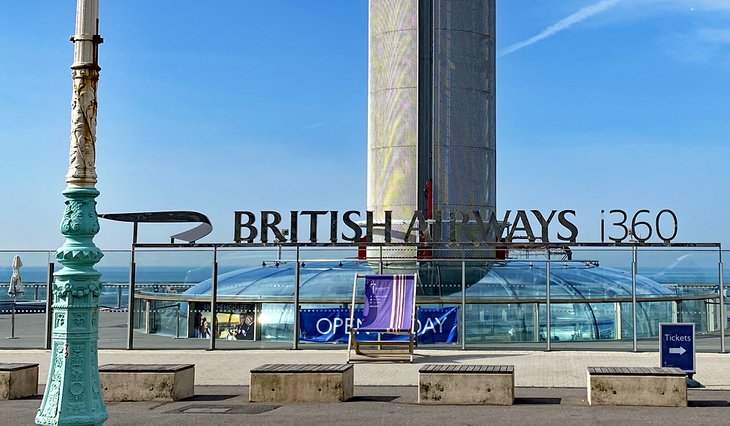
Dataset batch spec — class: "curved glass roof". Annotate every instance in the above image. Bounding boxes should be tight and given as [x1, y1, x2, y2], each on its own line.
[460, 262, 673, 299]
[184, 260, 674, 300]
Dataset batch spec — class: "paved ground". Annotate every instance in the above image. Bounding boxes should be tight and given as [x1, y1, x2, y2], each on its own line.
[4, 385, 730, 425]
[3, 348, 730, 424]
[2, 349, 730, 388]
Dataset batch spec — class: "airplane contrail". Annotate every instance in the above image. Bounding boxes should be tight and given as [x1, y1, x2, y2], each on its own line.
[499, 0, 622, 57]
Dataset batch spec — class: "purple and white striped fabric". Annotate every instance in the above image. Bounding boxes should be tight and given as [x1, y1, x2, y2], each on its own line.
[359, 275, 415, 332]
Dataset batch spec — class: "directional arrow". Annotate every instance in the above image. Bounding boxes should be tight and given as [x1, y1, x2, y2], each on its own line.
[669, 347, 686, 355]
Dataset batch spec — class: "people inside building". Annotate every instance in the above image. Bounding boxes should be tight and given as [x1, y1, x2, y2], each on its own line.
[236, 313, 255, 340]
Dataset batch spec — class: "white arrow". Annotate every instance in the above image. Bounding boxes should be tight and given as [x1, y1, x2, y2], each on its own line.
[669, 347, 687, 355]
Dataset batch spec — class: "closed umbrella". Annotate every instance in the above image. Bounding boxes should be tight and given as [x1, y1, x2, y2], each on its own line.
[8, 255, 23, 297]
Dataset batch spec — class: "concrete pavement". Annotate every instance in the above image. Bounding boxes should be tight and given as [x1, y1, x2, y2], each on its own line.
[3, 349, 730, 425]
[4, 385, 730, 425]
[1, 348, 730, 388]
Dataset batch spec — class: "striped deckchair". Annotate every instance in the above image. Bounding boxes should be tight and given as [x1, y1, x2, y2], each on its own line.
[347, 274, 418, 362]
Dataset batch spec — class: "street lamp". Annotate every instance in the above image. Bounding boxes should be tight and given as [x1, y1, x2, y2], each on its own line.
[35, 0, 108, 424]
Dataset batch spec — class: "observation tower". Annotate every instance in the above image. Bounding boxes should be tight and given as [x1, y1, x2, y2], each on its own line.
[367, 0, 496, 246]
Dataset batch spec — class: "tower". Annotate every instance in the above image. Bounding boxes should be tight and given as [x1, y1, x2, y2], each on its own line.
[367, 0, 496, 248]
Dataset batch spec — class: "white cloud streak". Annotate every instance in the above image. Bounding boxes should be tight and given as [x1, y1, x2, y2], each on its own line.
[499, 0, 622, 57]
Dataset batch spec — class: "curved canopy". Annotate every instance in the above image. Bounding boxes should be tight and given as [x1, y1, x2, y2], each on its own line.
[184, 260, 674, 301]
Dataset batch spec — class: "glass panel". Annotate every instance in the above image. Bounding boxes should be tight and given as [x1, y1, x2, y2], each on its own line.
[4, 244, 712, 352]
[132, 248, 213, 350]
[0, 250, 52, 348]
[637, 248, 721, 352]
[96, 250, 131, 349]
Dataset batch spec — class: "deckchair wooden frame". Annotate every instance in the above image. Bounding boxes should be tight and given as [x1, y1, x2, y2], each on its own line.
[347, 273, 418, 363]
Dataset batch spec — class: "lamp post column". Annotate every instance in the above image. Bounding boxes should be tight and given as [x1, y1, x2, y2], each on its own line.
[35, 0, 108, 424]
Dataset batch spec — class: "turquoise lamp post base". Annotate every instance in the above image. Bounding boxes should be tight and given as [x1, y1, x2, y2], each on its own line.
[35, 187, 108, 426]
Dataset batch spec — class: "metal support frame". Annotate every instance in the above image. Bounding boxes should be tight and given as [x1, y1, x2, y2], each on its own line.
[126, 222, 138, 350]
[614, 302, 622, 340]
[175, 305, 181, 339]
[378, 246, 383, 274]
[7, 296, 17, 339]
[461, 260, 466, 350]
[293, 246, 300, 350]
[632, 246, 638, 352]
[44, 262, 54, 349]
[720, 247, 725, 353]
[545, 253, 551, 351]
[210, 247, 218, 350]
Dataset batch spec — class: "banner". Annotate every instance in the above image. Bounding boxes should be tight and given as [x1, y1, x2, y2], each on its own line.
[300, 307, 458, 343]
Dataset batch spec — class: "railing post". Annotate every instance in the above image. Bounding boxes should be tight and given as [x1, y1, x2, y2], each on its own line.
[126, 223, 137, 350]
[379, 245, 383, 274]
[719, 247, 725, 353]
[614, 302, 622, 340]
[175, 303, 181, 339]
[461, 260, 466, 350]
[144, 300, 151, 334]
[533, 303, 540, 342]
[293, 246, 300, 350]
[210, 247, 218, 350]
[44, 261, 54, 350]
[546, 254, 551, 351]
[632, 245, 638, 352]
[9, 297, 17, 339]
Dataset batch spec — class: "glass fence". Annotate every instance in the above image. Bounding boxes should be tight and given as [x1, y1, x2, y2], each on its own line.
[0, 245, 727, 352]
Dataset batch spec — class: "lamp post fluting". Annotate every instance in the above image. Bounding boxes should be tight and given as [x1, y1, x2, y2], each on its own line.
[35, 0, 108, 424]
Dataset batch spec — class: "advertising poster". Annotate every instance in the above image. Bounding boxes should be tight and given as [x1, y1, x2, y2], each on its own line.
[192, 302, 256, 340]
[300, 306, 458, 343]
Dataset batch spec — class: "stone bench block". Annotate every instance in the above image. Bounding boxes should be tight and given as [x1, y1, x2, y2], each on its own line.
[99, 364, 195, 402]
[0, 363, 38, 400]
[419, 364, 514, 405]
[587, 367, 687, 407]
[250, 364, 353, 403]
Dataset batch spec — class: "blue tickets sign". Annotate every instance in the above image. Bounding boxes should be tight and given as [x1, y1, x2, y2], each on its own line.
[300, 307, 458, 343]
[659, 323, 695, 373]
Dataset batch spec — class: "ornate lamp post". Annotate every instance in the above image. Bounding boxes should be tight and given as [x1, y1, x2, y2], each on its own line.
[35, 0, 108, 424]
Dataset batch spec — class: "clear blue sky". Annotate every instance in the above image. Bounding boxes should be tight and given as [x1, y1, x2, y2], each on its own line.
[0, 0, 729, 249]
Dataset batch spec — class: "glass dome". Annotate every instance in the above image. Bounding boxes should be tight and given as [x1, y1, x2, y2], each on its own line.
[181, 259, 686, 343]
[184, 260, 674, 301]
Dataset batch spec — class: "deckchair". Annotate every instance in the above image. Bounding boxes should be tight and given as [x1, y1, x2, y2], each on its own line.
[347, 273, 418, 362]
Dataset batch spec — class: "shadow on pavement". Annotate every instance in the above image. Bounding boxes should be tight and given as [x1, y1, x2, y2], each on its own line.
[688, 400, 730, 407]
[514, 397, 561, 405]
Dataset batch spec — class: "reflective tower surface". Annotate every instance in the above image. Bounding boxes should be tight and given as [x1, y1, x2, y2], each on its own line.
[367, 0, 496, 245]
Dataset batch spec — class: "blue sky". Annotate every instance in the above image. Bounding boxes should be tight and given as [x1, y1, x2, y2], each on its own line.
[0, 0, 729, 249]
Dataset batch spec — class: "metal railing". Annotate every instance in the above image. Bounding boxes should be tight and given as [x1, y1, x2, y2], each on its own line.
[0, 244, 727, 352]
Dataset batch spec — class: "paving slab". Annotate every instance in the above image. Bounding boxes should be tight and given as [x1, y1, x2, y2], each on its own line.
[1, 349, 729, 389]
[2, 385, 730, 426]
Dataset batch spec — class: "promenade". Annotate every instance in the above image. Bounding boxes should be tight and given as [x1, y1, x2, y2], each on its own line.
[2, 348, 730, 388]
[3, 349, 730, 425]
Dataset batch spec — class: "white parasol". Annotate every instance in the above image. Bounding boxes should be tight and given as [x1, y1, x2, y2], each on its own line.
[8, 255, 23, 297]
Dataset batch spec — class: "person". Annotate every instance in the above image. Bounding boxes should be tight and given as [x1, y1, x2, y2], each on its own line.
[193, 313, 202, 338]
[227, 326, 238, 340]
[235, 314, 254, 340]
[200, 317, 211, 339]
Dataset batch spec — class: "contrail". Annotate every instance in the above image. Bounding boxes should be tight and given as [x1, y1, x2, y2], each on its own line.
[499, 0, 622, 57]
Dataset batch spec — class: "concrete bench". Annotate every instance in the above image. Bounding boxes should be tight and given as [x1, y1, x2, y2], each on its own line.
[0, 363, 38, 400]
[249, 364, 353, 403]
[587, 367, 687, 407]
[419, 364, 514, 405]
[99, 364, 194, 402]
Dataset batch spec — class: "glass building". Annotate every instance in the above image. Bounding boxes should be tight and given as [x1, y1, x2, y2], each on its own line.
[176, 250, 719, 347]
